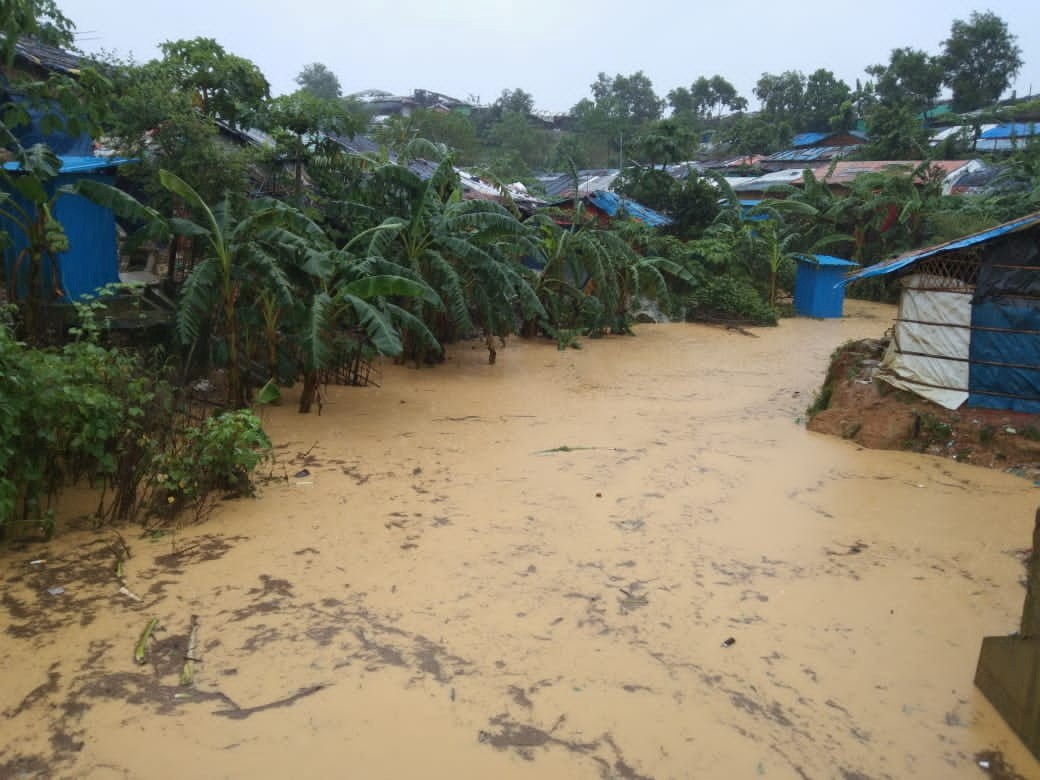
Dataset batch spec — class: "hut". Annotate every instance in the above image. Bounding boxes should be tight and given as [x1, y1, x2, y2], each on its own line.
[793, 255, 858, 318]
[2, 156, 134, 303]
[842, 212, 1040, 413]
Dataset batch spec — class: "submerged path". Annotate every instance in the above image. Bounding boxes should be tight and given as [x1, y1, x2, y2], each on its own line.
[2, 301, 1038, 779]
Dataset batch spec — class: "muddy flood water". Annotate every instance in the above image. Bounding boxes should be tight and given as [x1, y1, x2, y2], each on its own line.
[3, 300, 1039, 779]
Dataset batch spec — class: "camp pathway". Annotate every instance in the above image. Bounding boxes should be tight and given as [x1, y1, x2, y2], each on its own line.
[2, 300, 1038, 779]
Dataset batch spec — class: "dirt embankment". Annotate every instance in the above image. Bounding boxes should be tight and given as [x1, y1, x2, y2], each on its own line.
[808, 338, 1040, 476]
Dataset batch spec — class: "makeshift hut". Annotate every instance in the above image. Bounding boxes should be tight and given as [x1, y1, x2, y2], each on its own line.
[843, 212, 1040, 413]
[2, 156, 134, 303]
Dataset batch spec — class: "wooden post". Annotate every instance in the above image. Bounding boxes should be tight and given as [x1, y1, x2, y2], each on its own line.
[975, 508, 1040, 760]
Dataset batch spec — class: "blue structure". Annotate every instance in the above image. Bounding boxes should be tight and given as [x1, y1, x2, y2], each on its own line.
[585, 190, 673, 228]
[1, 156, 134, 302]
[793, 255, 858, 318]
[843, 212, 1040, 414]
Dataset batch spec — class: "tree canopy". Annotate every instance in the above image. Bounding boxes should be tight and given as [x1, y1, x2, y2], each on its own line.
[295, 62, 342, 101]
[941, 11, 1023, 112]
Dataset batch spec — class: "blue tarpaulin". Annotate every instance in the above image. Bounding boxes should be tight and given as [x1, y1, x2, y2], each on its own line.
[842, 211, 1040, 413]
[585, 190, 673, 227]
[2, 157, 134, 302]
[842, 213, 1040, 284]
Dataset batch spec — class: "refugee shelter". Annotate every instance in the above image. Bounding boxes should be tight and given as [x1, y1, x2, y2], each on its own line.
[843, 212, 1040, 413]
[794, 255, 858, 318]
[2, 156, 134, 302]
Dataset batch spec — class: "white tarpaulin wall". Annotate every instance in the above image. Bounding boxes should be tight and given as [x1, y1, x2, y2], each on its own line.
[878, 273, 972, 409]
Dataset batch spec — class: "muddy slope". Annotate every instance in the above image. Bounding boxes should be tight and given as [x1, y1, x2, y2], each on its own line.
[809, 337, 1040, 476]
[2, 300, 1038, 780]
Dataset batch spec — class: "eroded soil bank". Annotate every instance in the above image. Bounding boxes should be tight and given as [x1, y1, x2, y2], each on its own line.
[2, 300, 1039, 779]
[809, 337, 1040, 477]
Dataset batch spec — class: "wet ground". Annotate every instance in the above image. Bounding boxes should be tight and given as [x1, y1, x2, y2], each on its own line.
[2, 300, 1038, 779]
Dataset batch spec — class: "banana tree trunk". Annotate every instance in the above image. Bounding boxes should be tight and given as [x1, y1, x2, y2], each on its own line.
[298, 370, 319, 414]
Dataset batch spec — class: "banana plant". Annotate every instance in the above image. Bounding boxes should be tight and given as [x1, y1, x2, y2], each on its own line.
[159, 169, 303, 407]
[354, 156, 544, 364]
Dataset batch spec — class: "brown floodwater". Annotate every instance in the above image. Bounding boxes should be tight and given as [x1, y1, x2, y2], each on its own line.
[2, 300, 1039, 779]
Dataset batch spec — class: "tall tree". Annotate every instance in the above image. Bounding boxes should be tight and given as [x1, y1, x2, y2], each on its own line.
[492, 88, 534, 117]
[803, 69, 851, 131]
[754, 71, 806, 125]
[264, 90, 361, 197]
[295, 62, 341, 101]
[671, 76, 746, 121]
[571, 71, 664, 167]
[589, 71, 665, 125]
[866, 47, 943, 111]
[157, 37, 270, 127]
[941, 11, 1023, 112]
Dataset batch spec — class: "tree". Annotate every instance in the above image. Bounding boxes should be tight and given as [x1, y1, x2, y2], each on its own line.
[803, 69, 851, 131]
[866, 47, 943, 111]
[355, 157, 543, 364]
[264, 90, 361, 197]
[629, 118, 695, 167]
[571, 72, 664, 167]
[941, 11, 1023, 112]
[157, 37, 270, 127]
[754, 71, 806, 123]
[160, 170, 322, 408]
[1, 0, 74, 61]
[295, 62, 341, 101]
[862, 103, 930, 159]
[103, 56, 255, 209]
[721, 114, 793, 155]
[492, 88, 534, 117]
[670, 76, 746, 121]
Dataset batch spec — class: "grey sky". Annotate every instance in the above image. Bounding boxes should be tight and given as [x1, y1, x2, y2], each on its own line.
[59, 0, 1039, 115]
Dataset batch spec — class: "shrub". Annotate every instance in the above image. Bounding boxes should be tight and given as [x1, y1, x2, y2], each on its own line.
[0, 303, 272, 539]
[684, 276, 778, 326]
[151, 410, 271, 516]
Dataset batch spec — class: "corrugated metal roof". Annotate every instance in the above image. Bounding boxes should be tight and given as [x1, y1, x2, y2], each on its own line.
[586, 190, 673, 227]
[729, 169, 804, 192]
[537, 169, 620, 198]
[2, 156, 135, 174]
[843, 211, 1040, 284]
[980, 123, 1039, 140]
[763, 145, 859, 163]
[796, 254, 858, 268]
[12, 38, 81, 74]
[330, 134, 383, 156]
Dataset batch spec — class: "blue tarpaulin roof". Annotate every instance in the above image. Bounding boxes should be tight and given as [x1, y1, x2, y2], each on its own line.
[796, 254, 859, 268]
[2, 156, 134, 174]
[979, 123, 1039, 140]
[843, 212, 1040, 284]
[585, 190, 673, 227]
[792, 132, 829, 147]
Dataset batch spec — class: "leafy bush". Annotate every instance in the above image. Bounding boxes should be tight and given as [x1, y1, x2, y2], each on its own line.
[0, 304, 272, 539]
[151, 410, 271, 515]
[683, 276, 778, 325]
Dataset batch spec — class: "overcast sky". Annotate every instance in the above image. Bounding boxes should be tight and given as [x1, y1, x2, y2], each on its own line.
[58, 0, 1039, 115]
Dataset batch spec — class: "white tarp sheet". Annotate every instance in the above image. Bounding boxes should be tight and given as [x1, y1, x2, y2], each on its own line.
[878, 274, 972, 409]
